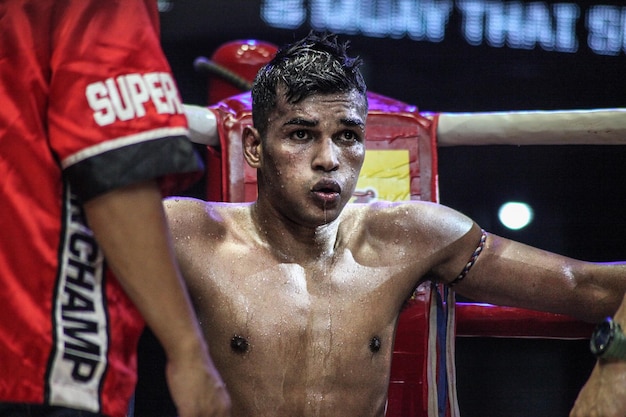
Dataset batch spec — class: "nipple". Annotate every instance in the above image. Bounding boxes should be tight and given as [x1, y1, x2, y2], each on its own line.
[230, 334, 249, 354]
[369, 336, 381, 353]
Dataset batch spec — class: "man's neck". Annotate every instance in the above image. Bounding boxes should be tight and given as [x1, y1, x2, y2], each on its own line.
[250, 202, 341, 264]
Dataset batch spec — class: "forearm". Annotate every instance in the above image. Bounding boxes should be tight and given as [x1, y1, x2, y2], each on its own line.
[613, 293, 626, 324]
[574, 263, 626, 322]
[85, 181, 230, 416]
[83, 180, 205, 359]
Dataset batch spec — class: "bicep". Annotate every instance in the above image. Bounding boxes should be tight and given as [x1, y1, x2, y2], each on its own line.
[452, 235, 580, 311]
[412, 202, 484, 285]
[425, 223, 486, 285]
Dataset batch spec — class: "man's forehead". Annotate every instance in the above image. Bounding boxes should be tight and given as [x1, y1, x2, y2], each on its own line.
[274, 90, 367, 120]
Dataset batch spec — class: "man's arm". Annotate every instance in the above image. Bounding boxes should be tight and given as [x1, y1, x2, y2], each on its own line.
[83, 180, 230, 417]
[570, 293, 626, 417]
[450, 233, 626, 323]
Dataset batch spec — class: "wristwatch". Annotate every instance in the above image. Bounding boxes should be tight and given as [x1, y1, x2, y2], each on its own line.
[590, 317, 626, 360]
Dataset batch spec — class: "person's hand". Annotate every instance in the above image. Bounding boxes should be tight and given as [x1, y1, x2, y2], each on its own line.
[570, 359, 626, 417]
[165, 345, 231, 417]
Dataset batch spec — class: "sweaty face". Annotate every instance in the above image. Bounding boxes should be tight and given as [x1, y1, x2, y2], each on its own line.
[257, 90, 367, 227]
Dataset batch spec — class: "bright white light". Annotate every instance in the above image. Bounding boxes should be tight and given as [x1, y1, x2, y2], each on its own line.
[498, 201, 534, 230]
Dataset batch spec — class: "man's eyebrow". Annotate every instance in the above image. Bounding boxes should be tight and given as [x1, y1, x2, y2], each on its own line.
[282, 117, 365, 130]
[341, 117, 365, 130]
[284, 117, 317, 127]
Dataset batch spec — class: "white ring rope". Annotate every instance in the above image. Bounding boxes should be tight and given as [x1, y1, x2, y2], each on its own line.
[184, 104, 626, 147]
[433, 108, 626, 146]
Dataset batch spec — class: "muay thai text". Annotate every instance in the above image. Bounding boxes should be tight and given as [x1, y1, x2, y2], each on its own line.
[261, 0, 626, 56]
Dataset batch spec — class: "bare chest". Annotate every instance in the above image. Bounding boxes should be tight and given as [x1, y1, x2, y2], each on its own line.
[185, 244, 417, 416]
[190, 249, 417, 356]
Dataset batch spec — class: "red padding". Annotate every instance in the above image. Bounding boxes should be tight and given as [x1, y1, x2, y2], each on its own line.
[456, 303, 594, 339]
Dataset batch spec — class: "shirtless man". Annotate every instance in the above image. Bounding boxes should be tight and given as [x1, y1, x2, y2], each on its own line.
[165, 32, 626, 417]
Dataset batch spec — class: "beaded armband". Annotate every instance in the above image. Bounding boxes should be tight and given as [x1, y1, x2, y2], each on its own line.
[448, 229, 487, 287]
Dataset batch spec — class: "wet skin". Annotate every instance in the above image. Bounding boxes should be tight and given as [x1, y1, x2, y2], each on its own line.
[165, 199, 475, 417]
[165, 91, 477, 416]
[165, 90, 624, 416]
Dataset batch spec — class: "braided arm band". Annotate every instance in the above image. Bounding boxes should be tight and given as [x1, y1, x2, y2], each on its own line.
[448, 229, 487, 287]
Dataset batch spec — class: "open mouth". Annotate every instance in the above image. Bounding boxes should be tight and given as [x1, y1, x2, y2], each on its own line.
[311, 179, 341, 202]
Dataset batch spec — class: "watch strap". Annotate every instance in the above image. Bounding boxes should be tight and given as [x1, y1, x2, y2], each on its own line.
[603, 320, 626, 360]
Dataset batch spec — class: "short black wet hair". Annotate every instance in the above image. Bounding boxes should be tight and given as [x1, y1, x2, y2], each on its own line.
[251, 32, 368, 136]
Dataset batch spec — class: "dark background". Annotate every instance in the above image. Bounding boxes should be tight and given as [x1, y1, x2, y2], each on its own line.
[136, 1, 626, 416]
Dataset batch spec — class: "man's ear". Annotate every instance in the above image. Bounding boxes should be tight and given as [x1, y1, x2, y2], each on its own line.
[243, 125, 262, 168]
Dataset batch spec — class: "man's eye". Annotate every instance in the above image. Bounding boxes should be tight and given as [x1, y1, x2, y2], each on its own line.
[340, 131, 360, 143]
[291, 130, 309, 140]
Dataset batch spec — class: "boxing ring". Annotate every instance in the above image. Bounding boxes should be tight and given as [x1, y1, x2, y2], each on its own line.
[184, 40, 626, 417]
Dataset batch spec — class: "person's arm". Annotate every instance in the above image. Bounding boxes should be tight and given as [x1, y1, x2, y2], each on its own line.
[83, 180, 230, 417]
[449, 232, 626, 323]
[570, 294, 626, 417]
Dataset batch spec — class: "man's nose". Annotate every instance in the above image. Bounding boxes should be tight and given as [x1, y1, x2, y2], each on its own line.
[312, 137, 340, 171]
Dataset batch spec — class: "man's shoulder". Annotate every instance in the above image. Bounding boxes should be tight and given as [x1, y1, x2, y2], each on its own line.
[344, 200, 440, 220]
[164, 197, 244, 213]
[163, 195, 204, 210]
[340, 201, 431, 235]
[343, 200, 474, 240]
[163, 197, 249, 233]
[164, 196, 207, 222]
